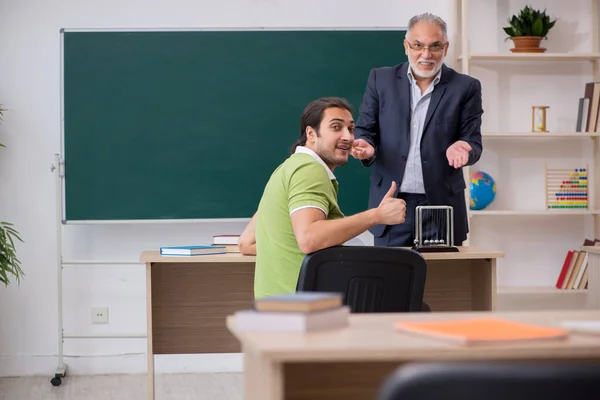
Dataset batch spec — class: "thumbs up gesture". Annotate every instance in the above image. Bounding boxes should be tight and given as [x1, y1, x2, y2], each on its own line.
[376, 182, 406, 225]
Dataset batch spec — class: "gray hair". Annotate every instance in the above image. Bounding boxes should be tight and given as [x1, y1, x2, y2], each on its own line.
[405, 13, 448, 41]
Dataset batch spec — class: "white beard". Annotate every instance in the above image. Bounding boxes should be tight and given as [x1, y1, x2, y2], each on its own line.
[410, 57, 444, 78]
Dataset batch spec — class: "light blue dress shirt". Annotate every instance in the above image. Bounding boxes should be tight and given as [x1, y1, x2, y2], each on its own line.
[400, 67, 442, 194]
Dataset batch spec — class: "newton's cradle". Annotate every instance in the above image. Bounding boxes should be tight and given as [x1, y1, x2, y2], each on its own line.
[412, 205, 459, 253]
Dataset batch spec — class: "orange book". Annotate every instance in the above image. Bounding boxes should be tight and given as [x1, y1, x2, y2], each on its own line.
[394, 318, 569, 345]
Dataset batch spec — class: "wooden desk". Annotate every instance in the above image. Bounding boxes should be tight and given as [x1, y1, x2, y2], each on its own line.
[140, 246, 503, 400]
[227, 310, 600, 400]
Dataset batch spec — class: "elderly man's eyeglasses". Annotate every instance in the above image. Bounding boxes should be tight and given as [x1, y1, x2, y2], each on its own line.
[407, 41, 447, 53]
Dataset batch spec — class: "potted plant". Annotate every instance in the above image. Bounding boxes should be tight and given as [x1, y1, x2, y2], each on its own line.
[503, 5, 556, 53]
[0, 104, 24, 286]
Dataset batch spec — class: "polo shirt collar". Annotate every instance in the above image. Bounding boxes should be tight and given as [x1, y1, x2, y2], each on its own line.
[294, 146, 336, 180]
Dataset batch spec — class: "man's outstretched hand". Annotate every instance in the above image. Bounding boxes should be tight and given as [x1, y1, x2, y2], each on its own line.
[446, 140, 472, 169]
[351, 139, 375, 160]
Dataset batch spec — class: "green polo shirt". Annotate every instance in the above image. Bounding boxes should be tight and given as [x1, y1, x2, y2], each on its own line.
[254, 146, 344, 299]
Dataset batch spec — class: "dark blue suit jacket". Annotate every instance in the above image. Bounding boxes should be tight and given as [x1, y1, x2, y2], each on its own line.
[354, 62, 483, 244]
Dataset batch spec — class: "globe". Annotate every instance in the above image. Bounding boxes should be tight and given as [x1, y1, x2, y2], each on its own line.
[470, 171, 496, 210]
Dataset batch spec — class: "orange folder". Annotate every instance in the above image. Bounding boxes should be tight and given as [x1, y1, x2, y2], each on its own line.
[394, 318, 569, 345]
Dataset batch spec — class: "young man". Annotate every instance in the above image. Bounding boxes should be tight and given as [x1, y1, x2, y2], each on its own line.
[238, 97, 407, 299]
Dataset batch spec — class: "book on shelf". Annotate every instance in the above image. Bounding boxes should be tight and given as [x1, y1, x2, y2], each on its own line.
[234, 292, 348, 332]
[394, 318, 569, 345]
[576, 97, 590, 132]
[159, 245, 226, 256]
[578, 82, 600, 132]
[554, 238, 596, 290]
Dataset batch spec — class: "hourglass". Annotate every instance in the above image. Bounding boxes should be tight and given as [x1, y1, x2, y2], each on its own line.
[531, 106, 549, 132]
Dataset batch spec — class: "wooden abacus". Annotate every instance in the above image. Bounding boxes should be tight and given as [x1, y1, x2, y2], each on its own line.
[545, 165, 589, 210]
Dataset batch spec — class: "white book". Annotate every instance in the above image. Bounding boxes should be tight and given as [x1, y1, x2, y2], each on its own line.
[561, 320, 600, 335]
[573, 252, 588, 289]
[234, 306, 350, 332]
[212, 235, 241, 245]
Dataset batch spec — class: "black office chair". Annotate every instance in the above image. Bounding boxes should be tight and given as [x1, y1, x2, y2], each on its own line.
[296, 245, 427, 313]
[378, 361, 600, 400]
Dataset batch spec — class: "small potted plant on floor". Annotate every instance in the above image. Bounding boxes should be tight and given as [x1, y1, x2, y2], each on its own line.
[503, 5, 556, 53]
[0, 104, 24, 286]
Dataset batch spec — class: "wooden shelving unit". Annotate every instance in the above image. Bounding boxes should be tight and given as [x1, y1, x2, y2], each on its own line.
[459, 52, 600, 62]
[498, 286, 589, 295]
[453, 0, 600, 308]
[483, 132, 600, 138]
[470, 210, 600, 216]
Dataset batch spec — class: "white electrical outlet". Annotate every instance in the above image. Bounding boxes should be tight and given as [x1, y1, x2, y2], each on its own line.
[91, 306, 109, 324]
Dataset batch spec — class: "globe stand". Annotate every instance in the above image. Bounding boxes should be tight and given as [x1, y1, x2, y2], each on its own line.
[411, 205, 459, 253]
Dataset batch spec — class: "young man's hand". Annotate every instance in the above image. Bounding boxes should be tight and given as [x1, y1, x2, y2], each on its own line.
[376, 181, 406, 225]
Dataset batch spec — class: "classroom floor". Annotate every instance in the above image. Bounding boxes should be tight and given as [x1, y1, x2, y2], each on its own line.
[0, 373, 242, 400]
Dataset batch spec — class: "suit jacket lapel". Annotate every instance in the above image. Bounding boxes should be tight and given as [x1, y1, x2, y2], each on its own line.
[423, 84, 446, 133]
[423, 65, 450, 133]
[396, 64, 411, 153]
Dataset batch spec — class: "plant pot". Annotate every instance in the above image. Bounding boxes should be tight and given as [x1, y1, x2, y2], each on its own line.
[510, 36, 545, 53]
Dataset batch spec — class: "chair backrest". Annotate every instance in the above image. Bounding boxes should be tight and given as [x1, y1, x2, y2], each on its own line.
[296, 245, 426, 313]
[378, 361, 600, 400]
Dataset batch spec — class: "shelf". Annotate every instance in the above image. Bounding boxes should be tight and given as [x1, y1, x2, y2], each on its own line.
[470, 210, 600, 216]
[482, 132, 600, 138]
[498, 286, 588, 295]
[458, 52, 600, 62]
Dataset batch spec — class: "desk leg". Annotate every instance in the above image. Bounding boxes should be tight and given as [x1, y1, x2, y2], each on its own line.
[244, 346, 283, 400]
[146, 263, 155, 400]
[471, 258, 497, 311]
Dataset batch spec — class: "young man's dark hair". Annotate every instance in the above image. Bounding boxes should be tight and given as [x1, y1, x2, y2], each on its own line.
[290, 97, 353, 153]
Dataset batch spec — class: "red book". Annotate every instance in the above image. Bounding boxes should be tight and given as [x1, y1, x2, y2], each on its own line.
[555, 250, 574, 289]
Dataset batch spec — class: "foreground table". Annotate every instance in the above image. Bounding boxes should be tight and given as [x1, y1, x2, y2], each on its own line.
[227, 310, 600, 400]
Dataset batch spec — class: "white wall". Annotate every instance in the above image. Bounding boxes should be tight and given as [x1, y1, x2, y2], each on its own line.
[0, 0, 594, 378]
[0, 0, 455, 377]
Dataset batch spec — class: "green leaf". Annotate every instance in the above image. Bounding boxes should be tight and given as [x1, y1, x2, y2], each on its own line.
[0, 220, 25, 286]
[504, 5, 556, 38]
[510, 15, 519, 27]
[532, 17, 544, 36]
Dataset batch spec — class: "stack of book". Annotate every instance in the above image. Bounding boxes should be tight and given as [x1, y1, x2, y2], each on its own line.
[233, 292, 349, 332]
[212, 234, 241, 253]
[555, 238, 596, 289]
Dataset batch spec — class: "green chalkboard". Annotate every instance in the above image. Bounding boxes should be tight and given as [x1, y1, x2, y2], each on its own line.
[62, 29, 407, 221]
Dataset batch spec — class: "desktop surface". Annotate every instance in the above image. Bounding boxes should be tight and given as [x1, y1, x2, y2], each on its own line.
[227, 310, 600, 362]
[140, 246, 504, 263]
